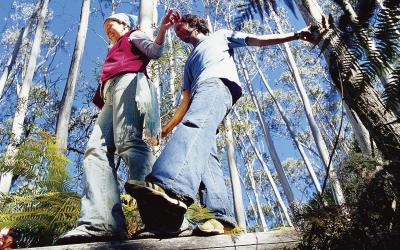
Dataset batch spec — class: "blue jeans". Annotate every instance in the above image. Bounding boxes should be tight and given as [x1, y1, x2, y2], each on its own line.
[77, 73, 155, 234]
[147, 78, 237, 227]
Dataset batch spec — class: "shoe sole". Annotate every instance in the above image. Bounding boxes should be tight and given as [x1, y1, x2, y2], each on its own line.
[125, 181, 187, 232]
[193, 227, 224, 236]
[55, 234, 125, 245]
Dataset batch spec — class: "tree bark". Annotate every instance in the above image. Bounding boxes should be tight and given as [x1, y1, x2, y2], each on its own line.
[223, 116, 247, 231]
[55, 0, 90, 152]
[0, 0, 49, 193]
[293, 0, 400, 161]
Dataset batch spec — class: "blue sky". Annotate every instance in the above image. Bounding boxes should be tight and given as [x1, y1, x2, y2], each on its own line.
[0, 1, 327, 215]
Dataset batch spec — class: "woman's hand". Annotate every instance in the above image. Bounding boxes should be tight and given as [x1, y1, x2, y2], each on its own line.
[160, 9, 177, 32]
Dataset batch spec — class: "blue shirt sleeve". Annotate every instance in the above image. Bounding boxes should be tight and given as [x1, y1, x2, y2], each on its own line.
[222, 29, 250, 49]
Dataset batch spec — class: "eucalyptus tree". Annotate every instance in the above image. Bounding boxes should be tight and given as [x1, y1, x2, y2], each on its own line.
[55, 0, 90, 153]
[0, 0, 49, 193]
[293, 0, 400, 162]
[247, 50, 323, 194]
[237, 52, 296, 206]
[238, 141, 268, 231]
[263, 2, 345, 205]
[233, 110, 294, 227]
[0, 2, 39, 100]
[223, 116, 247, 231]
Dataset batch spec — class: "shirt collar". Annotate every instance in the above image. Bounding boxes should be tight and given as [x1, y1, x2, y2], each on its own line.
[194, 35, 208, 47]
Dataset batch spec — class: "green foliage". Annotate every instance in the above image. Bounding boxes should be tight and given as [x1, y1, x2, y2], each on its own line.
[0, 131, 70, 192]
[0, 192, 80, 248]
[295, 154, 400, 249]
[0, 131, 80, 247]
[186, 202, 215, 224]
[121, 194, 143, 237]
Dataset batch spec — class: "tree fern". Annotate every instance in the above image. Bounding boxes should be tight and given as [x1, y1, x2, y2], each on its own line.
[0, 131, 78, 247]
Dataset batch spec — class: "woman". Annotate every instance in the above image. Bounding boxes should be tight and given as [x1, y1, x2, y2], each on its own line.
[57, 10, 176, 244]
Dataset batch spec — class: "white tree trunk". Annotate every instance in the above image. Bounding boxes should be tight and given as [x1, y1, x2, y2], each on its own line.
[234, 110, 294, 227]
[0, 3, 38, 99]
[343, 103, 372, 155]
[268, 5, 345, 205]
[223, 116, 247, 231]
[55, 0, 90, 152]
[239, 174, 259, 224]
[0, 0, 49, 193]
[239, 145, 268, 231]
[139, 0, 156, 37]
[247, 50, 322, 194]
[166, 30, 176, 107]
[237, 53, 295, 206]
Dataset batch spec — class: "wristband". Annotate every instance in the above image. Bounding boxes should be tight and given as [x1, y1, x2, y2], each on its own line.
[294, 32, 300, 40]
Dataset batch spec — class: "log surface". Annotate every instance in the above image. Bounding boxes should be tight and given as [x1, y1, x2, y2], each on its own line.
[22, 228, 300, 250]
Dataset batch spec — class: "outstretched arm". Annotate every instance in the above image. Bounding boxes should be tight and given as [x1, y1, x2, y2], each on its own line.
[246, 26, 319, 46]
[161, 89, 191, 138]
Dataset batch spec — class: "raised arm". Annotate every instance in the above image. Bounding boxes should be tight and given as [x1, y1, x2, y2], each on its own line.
[154, 9, 176, 45]
[161, 89, 191, 138]
[129, 9, 177, 59]
[246, 26, 319, 47]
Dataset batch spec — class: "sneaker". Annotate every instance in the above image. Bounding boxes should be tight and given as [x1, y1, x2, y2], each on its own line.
[193, 219, 234, 236]
[134, 218, 193, 239]
[55, 226, 127, 245]
[125, 180, 187, 232]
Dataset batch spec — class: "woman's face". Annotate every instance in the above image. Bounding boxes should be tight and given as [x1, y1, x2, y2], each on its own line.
[104, 19, 129, 44]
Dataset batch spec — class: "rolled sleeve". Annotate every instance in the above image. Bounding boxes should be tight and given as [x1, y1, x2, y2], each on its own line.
[222, 29, 250, 49]
[129, 30, 164, 59]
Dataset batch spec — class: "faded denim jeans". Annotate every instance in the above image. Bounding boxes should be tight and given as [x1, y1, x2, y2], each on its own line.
[147, 77, 237, 227]
[78, 73, 155, 235]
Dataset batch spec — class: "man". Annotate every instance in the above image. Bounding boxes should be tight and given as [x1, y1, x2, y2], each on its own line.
[56, 11, 176, 244]
[125, 12, 318, 235]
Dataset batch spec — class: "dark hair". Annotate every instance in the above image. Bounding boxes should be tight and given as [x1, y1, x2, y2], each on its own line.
[180, 14, 210, 35]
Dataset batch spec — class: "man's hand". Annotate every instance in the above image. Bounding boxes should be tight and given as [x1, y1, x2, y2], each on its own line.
[296, 25, 321, 45]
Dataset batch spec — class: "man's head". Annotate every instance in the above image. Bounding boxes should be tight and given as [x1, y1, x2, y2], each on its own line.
[104, 13, 137, 44]
[174, 14, 210, 43]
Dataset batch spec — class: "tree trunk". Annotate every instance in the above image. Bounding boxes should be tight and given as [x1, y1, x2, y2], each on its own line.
[239, 175, 258, 225]
[139, 0, 156, 37]
[237, 53, 296, 206]
[239, 147, 268, 231]
[223, 116, 247, 231]
[293, 0, 400, 161]
[268, 5, 345, 205]
[0, 0, 49, 193]
[55, 0, 90, 152]
[247, 50, 322, 194]
[166, 30, 176, 107]
[0, 3, 38, 100]
[233, 110, 294, 227]
[343, 103, 373, 155]
[239, 173, 258, 223]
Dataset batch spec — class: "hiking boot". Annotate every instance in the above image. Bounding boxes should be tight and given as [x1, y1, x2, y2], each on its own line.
[125, 180, 187, 232]
[55, 225, 127, 245]
[193, 219, 235, 236]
